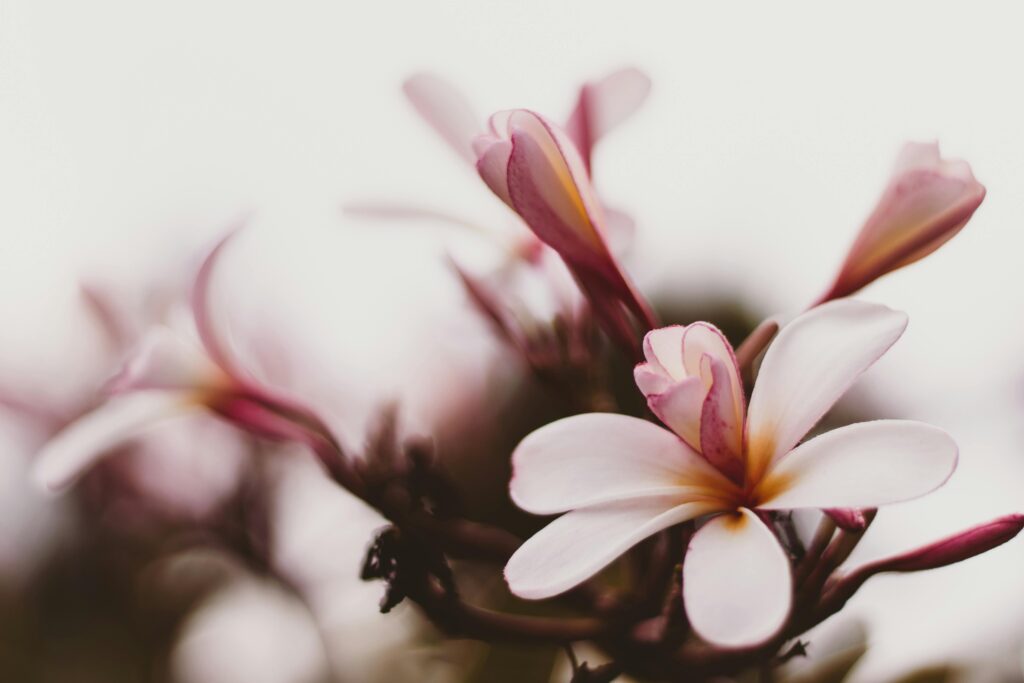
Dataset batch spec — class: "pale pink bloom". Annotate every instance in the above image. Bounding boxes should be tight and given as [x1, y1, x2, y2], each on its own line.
[819, 142, 985, 303]
[474, 109, 656, 352]
[505, 300, 957, 648]
[33, 233, 328, 492]
[344, 70, 647, 358]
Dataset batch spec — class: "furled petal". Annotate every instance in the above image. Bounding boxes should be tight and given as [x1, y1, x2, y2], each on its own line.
[745, 300, 908, 481]
[642, 325, 686, 378]
[505, 111, 613, 272]
[683, 509, 792, 648]
[820, 142, 985, 302]
[510, 413, 733, 515]
[475, 109, 656, 346]
[506, 497, 716, 599]
[699, 356, 745, 482]
[681, 324, 743, 417]
[403, 73, 481, 163]
[647, 376, 706, 450]
[107, 326, 227, 394]
[565, 67, 651, 171]
[636, 323, 745, 470]
[33, 391, 199, 492]
[474, 134, 513, 207]
[756, 420, 957, 510]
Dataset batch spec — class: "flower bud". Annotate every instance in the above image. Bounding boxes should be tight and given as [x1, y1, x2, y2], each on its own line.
[819, 142, 985, 303]
[474, 109, 655, 353]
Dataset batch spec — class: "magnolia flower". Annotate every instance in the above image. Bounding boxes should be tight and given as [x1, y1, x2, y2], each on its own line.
[474, 109, 656, 352]
[818, 142, 985, 303]
[34, 233, 329, 492]
[504, 299, 958, 647]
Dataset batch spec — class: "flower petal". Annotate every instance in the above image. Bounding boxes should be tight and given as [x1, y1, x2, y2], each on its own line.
[192, 230, 247, 381]
[474, 134, 513, 207]
[756, 420, 957, 510]
[647, 376, 705, 450]
[506, 112, 612, 272]
[511, 413, 732, 515]
[477, 109, 656, 342]
[642, 325, 686, 378]
[745, 299, 908, 480]
[565, 67, 651, 171]
[683, 509, 792, 648]
[403, 73, 481, 163]
[681, 323, 743, 418]
[506, 497, 715, 599]
[33, 391, 199, 492]
[699, 356, 745, 482]
[108, 326, 226, 394]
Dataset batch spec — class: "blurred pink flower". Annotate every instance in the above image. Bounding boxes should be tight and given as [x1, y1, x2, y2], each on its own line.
[819, 142, 985, 303]
[349, 70, 649, 357]
[504, 300, 957, 648]
[34, 233, 329, 492]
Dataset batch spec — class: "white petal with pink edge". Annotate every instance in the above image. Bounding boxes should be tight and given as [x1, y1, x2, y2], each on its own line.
[757, 420, 957, 510]
[506, 497, 717, 600]
[510, 413, 730, 515]
[642, 325, 686, 379]
[745, 300, 907, 478]
[682, 508, 792, 648]
[33, 391, 201, 492]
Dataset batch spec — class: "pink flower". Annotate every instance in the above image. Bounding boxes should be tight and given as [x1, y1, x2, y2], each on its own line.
[346, 71, 650, 360]
[474, 109, 656, 352]
[504, 300, 958, 648]
[33, 233, 330, 492]
[819, 142, 986, 303]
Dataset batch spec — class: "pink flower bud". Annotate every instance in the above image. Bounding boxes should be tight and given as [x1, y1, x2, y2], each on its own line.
[819, 142, 985, 303]
[863, 514, 1024, 574]
[474, 109, 655, 353]
[825, 515, 1024, 609]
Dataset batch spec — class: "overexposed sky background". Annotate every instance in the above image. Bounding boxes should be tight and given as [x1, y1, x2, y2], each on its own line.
[2, 2, 1024, 680]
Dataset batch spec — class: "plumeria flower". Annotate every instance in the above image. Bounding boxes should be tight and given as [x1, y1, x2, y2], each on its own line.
[348, 70, 649, 358]
[351, 68, 648, 258]
[818, 142, 985, 303]
[474, 109, 656, 353]
[504, 299, 958, 648]
[33, 233, 331, 492]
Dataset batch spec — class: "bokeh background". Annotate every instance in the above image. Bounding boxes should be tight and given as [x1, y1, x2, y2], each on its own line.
[1, 1, 1023, 681]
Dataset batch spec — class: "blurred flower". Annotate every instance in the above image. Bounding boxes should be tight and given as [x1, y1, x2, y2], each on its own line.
[818, 142, 985, 303]
[33, 233, 330, 492]
[350, 70, 649, 361]
[474, 109, 656, 353]
[504, 300, 957, 648]
[564, 67, 652, 174]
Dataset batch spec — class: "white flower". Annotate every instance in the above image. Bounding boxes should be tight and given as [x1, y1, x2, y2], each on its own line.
[504, 299, 957, 648]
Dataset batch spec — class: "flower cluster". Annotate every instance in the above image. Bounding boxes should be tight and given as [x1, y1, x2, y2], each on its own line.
[23, 67, 1018, 681]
